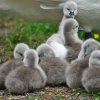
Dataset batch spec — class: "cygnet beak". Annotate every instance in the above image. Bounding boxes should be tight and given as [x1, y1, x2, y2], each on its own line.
[69, 11, 74, 18]
[38, 58, 41, 63]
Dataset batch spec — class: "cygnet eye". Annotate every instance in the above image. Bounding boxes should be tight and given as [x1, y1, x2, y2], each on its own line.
[76, 25, 78, 28]
[19, 53, 23, 57]
[39, 53, 44, 58]
[16, 51, 18, 53]
[16, 51, 23, 57]
[85, 44, 89, 49]
[67, 8, 70, 11]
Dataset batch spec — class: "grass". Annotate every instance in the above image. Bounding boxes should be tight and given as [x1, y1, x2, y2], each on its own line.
[0, 12, 100, 99]
[72, 88, 100, 100]
[0, 12, 58, 59]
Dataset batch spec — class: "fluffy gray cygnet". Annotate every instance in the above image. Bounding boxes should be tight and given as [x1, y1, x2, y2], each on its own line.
[66, 38, 100, 88]
[0, 43, 29, 89]
[82, 50, 100, 93]
[46, 18, 82, 60]
[63, 18, 82, 62]
[5, 49, 47, 94]
[38, 44, 69, 86]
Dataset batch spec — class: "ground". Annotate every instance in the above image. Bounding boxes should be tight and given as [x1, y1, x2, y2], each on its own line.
[0, 12, 99, 100]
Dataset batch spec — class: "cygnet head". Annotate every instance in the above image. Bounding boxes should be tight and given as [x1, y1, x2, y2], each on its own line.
[36, 43, 55, 58]
[89, 50, 100, 68]
[63, 1, 77, 18]
[14, 43, 29, 60]
[64, 18, 79, 35]
[23, 49, 39, 68]
[78, 39, 100, 59]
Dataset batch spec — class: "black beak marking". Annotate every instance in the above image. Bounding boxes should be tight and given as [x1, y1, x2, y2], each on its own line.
[16, 51, 23, 57]
[69, 11, 74, 17]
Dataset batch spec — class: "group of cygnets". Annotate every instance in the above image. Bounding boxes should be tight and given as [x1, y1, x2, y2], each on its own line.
[0, 0, 100, 94]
